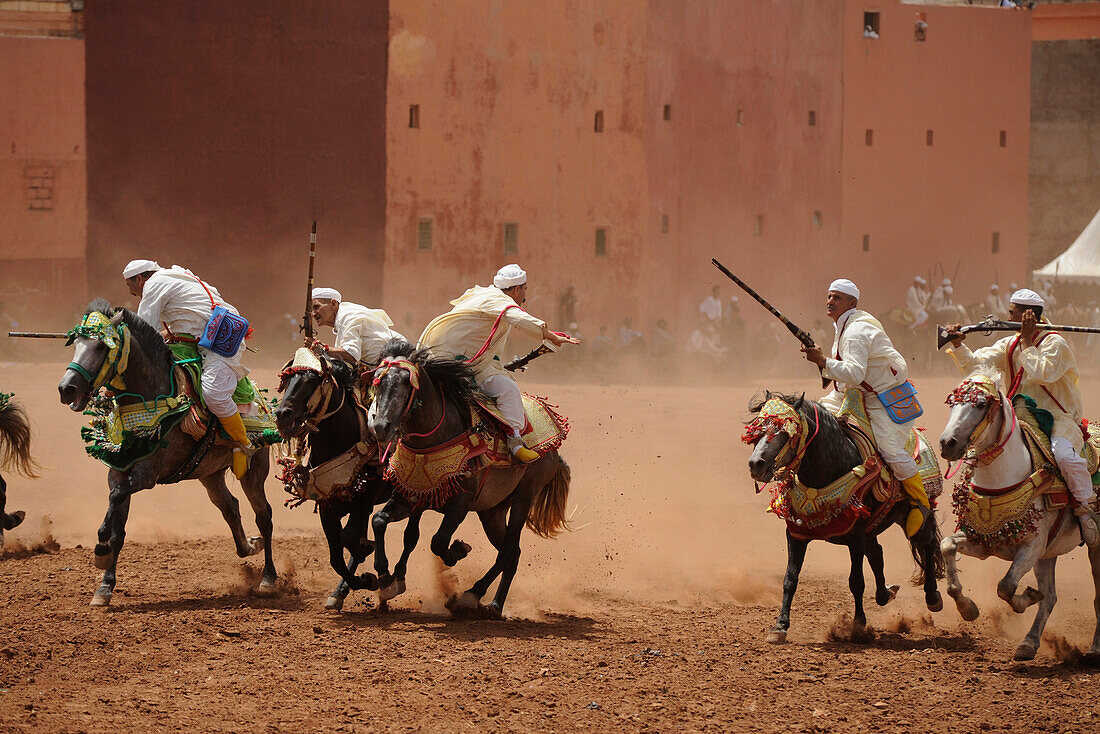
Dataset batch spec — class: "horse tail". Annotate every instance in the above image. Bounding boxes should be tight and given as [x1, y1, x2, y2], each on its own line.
[909, 511, 945, 586]
[0, 398, 39, 479]
[525, 454, 571, 539]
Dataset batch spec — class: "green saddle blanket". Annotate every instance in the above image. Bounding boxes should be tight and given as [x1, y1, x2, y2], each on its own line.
[168, 340, 276, 436]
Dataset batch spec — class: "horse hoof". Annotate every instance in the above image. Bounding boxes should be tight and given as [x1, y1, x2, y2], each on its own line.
[957, 598, 980, 622]
[245, 537, 264, 557]
[254, 577, 277, 597]
[90, 590, 112, 607]
[446, 591, 480, 617]
[7, 510, 25, 529]
[324, 595, 345, 612]
[876, 584, 900, 606]
[378, 578, 406, 602]
[93, 551, 112, 570]
[926, 591, 944, 613]
[1013, 641, 1038, 661]
[445, 540, 472, 566]
[765, 628, 788, 645]
[1024, 586, 1044, 605]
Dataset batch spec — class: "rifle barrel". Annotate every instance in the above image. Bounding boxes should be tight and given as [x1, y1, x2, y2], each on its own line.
[302, 220, 317, 342]
[7, 331, 68, 339]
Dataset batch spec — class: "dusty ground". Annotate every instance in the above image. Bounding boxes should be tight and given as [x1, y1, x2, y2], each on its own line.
[2, 360, 1100, 733]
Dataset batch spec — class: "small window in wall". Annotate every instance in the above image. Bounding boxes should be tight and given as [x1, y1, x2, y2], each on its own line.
[808, 110, 816, 127]
[24, 163, 55, 211]
[409, 104, 420, 129]
[416, 218, 433, 251]
[926, 129, 934, 146]
[594, 110, 604, 133]
[992, 232, 1000, 254]
[999, 130, 1007, 147]
[663, 104, 672, 121]
[503, 222, 519, 254]
[813, 211, 822, 228]
[736, 109, 745, 126]
[862, 234, 870, 252]
[863, 11, 880, 38]
[754, 215, 763, 237]
[865, 129, 874, 146]
[661, 214, 669, 234]
[914, 13, 928, 42]
[595, 227, 608, 256]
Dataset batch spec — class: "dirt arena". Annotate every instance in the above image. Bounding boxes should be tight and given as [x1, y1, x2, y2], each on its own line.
[2, 359, 1100, 733]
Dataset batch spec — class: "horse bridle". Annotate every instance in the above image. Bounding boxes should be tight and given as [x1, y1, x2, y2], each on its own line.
[945, 377, 1016, 466]
[278, 351, 350, 436]
[742, 398, 820, 477]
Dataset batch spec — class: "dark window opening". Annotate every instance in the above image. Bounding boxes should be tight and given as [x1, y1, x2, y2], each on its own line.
[661, 214, 669, 234]
[754, 215, 763, 237]
[503, 222, 519, 255]
[663, 104, 672, 121]
[737, 109, 745, 127]
[808, 110, 817, 127]
[862, 234, 870, 252]
[595, 228, 608, 257]
[992, 232, 1000, 254]
[409, 104, 420, 129]
[926, 129, 934, 146]
[999, 130, 1007, 147]
[813, 211, 822, 228]
[863, 11, 880, 38]
[594, 110, 604, 133]
[416, 218, 432, 251]
[865, 129, 874, 146]
[915, 14, 927, 42]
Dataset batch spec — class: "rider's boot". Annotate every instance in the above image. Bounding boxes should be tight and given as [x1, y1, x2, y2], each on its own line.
[508, 435, 539, 464]
[1075, 507, 1100, 548]
[901, 473, 932, 538]
[218, 411, 253, 479]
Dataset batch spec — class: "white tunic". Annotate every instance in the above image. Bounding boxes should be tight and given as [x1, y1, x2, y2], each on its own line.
[699, 295, 722, 322]
[418, 285, 545, 381]
[819, 309, 912, 458]
[906, 285, 929, 314]
[332, 302, 404, 367]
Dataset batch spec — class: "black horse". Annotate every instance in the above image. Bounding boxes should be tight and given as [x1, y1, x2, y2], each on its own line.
[274, 345, 414, 610]
[366, 341, 572, 619]
[746, 391, 944, 643]
[57, 300, 276, 605]
[0, 394, 37, 548]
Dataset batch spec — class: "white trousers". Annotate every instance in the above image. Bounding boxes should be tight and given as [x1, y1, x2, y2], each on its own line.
[201, 357, 240, 418]
[481, 373, 525, 437]
[908, 309, 928, 331]
[1052, 436, 1095, 506]
[821, 389, 919, 481]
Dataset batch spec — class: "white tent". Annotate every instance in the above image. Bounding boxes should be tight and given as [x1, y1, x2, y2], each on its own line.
[1034, 208, 1100, 284]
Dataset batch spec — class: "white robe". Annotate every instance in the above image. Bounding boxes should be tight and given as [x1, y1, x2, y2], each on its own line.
[332, 302, 404, 367]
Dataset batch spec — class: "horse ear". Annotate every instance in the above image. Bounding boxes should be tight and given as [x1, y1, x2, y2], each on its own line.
[765, 389, 773, 400]
[794, 392, 805, 410]
[110, 310, 125, 326]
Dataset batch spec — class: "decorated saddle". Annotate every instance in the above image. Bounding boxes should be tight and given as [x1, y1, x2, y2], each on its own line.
[383, 393, 570, 510]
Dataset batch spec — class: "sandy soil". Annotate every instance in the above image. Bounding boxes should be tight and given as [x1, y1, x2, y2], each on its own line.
[2, 360, 1100, 732]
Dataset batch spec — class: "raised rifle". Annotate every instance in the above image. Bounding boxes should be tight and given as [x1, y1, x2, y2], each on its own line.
[7, 332, 68, 339]
[937, 317, 1100, 350]
[710, 258, 829, 388]
[301, 220, 317, 344]
[504, 340, 559, 372]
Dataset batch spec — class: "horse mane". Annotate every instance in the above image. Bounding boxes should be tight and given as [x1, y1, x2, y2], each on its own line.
[380, 336, 414, 359]
[83, 298, 172, 367]
[410, 348, 489, 410]
[329, 358, 359, 391]
[968, 364, 1004, 386]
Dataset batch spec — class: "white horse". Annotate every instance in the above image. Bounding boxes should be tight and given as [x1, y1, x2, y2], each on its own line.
[939, 372, 1100, 660]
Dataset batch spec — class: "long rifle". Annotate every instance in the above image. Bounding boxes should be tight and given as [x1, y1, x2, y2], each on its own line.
[7, 332, 67, 339]
[937, 318, 1100, 350]
[710, 258, 828, 387]
[301, 220, 317, 344]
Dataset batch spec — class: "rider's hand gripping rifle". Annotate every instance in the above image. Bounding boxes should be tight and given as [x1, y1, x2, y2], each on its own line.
[710, 258, 829, 388]
[937, 317, 1100, 350]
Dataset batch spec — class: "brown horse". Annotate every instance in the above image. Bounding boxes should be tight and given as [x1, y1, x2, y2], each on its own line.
[0, 393, 38, 549]
[366, 341, 571, 618]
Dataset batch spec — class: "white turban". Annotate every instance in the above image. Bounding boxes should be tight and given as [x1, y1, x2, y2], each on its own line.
[122, 259, 160, 279]
[494, 264, 527, 289]
[1009, 282, 1019, 290]
[1010, 288, 1045, 308]
[942, 278, 951, 286]
[990, 284, 999, 291]
[311, 287, 342, 302]
[828, 278, 860, 299]
[914, 276, 926, 285]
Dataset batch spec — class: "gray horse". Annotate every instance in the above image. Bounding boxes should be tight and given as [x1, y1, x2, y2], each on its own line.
[57, 299, 276, 606]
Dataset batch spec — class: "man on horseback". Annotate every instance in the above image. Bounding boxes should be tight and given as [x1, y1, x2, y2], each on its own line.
[944, 288, 1100, 547]
[309, 287, 405, 369]
[906, 275, 930, 333]
[418, 264, 579, 463]
[122, 259, 253, 479]
[801, 278, 932, 537]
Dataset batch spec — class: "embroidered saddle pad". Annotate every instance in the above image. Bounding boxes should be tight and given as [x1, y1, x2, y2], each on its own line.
[168, 341, 278, 441]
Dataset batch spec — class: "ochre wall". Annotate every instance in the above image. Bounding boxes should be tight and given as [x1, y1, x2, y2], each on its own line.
[0, 31, 86, 326]
[84, 0, 389, 345]
[840, 1, 1032, 312]
[382, 0, 649, 342]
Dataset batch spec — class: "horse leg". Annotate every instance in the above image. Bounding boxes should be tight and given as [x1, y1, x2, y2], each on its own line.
[383, 509, 423, 602]
[997, 538, 1045, 613]
[429, 494, 473, 567]
[372, 496, 413, 589]
[0, 473, 23, 548]
[319, 502, 375, 608]
[921, 530, 945, 612]
[848, 537, 868, 628]
[91, 487, 132, 607]
[865, 535, 899, 606]
[768, 532, 809, 644]
[1015, 557, 1058, 661]
[325, 496, 375, 610]
[941, 531, 981, 621]
[197, 473, 257, 558]
[1089, 544, 1100, 656]
[453, 504, 510, 612]
[479, 491, 534, 620]
[238, 453, 276, 591]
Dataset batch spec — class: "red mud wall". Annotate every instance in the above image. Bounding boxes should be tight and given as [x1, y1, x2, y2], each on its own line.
[83, 1, 389, 345]
[839, 1, 1032, 312]
[0, 16, 86, 329]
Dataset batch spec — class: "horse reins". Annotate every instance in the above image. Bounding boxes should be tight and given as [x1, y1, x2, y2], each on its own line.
[371, 357, 447, 442]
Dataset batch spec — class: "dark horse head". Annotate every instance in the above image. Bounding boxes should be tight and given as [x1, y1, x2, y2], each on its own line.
[366, 342, 483, 446]
[58, 299, 171, 412]
[274, 347, 361, 441]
